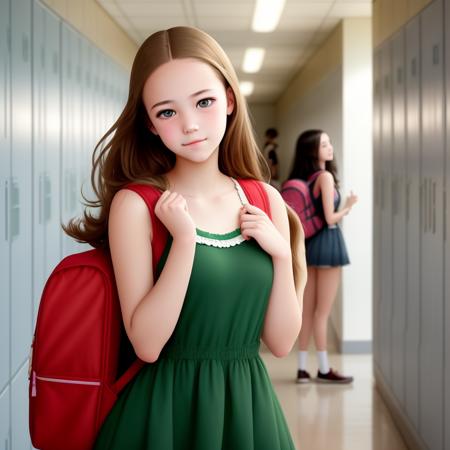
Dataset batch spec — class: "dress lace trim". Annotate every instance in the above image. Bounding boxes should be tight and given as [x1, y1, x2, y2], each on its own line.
[195, 233, 246, 248]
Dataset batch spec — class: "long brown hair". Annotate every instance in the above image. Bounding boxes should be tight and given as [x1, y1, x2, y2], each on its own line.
[288, 129, 339, 186]
[63, 26, 304, 287]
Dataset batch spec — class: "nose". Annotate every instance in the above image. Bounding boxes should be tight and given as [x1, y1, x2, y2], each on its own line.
[183, 123, 199, 134]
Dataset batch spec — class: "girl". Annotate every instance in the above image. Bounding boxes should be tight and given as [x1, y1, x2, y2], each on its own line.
[63, 26, 306, 449]
[287, 130, 357, 384]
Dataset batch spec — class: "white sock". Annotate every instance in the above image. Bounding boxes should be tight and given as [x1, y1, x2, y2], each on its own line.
[317, 351, 330, 374]
[298, 351, 308, 370]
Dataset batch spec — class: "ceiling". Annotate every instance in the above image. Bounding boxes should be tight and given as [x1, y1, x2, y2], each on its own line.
[97, 0, 372, 103]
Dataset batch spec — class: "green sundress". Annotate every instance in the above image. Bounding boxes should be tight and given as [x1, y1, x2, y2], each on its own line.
[94, 182, 297, 450]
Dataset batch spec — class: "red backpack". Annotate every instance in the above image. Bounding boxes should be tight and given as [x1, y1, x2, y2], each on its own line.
[281, 171, 324, 239]
[28, 179, 271, 450]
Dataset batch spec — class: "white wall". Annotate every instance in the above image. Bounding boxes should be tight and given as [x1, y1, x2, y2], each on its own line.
[341, 18, 373, 348]
[248, 103, 276, 150]
[275, 68, 344, 340]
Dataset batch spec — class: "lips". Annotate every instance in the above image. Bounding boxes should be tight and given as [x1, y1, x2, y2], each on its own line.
[182, 138, 207, 146]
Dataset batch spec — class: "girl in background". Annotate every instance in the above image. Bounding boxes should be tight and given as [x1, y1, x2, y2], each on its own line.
[287, 130, 357, 384]
[64, 26, 306, 449]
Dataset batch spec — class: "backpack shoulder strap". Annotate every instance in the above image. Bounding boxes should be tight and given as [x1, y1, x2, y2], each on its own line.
[307, 170, 325, 183]
[122, 183, 169, 274]
[281, 179, 305, 191]
[236, 178, 272, 220]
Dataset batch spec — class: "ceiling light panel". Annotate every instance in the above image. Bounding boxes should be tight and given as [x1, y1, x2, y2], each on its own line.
[240, 81, 254, 96]
[252, 0, 287, 32]
[242, 48, 266, 73]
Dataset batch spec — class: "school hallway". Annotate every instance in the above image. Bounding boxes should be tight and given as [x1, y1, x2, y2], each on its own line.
[263, 343, 408, 450]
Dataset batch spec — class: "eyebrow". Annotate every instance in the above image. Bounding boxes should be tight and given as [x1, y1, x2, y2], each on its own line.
[151, 89, 214, 110]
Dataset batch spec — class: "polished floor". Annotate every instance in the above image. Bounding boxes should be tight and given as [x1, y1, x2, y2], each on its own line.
[261, 347, 408, 450]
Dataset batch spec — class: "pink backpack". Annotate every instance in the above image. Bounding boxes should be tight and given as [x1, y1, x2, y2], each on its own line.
[281, 171, 325, 239]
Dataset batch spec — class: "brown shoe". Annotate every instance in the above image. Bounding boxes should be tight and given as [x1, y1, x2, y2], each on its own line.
[316, 368, 353, 384]
[296, 369, 311, 384]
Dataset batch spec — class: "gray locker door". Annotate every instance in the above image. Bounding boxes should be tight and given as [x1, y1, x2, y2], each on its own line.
[391, 29, 407, 409]
[420, 1, 445, 449]
[44, 9, 62, 277]
[72, 32, 84, 253]
[11, 364, 29, 450]
[380, 40, 393, 384]
[0, 0, 11, 393]
[444, 0, 450, 448]
[405, 15, 421, 431]
[373, 47, 381, 369]
[81, 39, 92, 203]
[10, 0, 32, 375]
[32, 1, 46, 326]
[0, 386, 10, 450]
[61, 25, 78, 257]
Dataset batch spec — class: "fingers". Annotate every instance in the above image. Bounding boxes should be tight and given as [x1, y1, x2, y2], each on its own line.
[156, 190, 188, 212]
[241, 203, 265, 216]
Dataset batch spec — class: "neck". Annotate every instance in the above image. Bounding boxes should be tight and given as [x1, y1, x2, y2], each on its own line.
[318, 161, 326, 170]
[166, 151, 231, 197]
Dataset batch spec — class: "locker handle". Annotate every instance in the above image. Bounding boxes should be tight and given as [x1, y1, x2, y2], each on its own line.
[444, 189, 447, 242]
[432, 181, 436, 235]
[422, 180, 427, 233]
[4, 179, 8, 241]
[411, 57, 416, 77]
[429, 179, 433, 235]
[433, 44, 439, 65]
[406, 180, 410, 222]
[38, 173, 43, 225]
[3, 62, 7, 139]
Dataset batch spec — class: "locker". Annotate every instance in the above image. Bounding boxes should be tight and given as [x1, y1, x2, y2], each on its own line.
[0, 0, 11, 392]
[81, 39, 93, 203]
[11, 364, 29, 450]
[405, 15, 421, 431]
[420, 1, 445, 448]
[61, 25, 79, 257]
[32, 4, 62, 325]
[43, 9, 62, 277]
[372, 48, 381, 369]
[10, 0, 33, 375]
[72, 32, 84, 254]
[0, 386, 10, 450]
[391, 29, 407, 409]
[32, 0, 46, 326]
[444, 0, 450, 447]
[379, 41, 393, 384]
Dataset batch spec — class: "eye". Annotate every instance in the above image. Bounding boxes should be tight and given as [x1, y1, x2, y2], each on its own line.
[156, 109, 175, 119]
[197, 98, 215, 108]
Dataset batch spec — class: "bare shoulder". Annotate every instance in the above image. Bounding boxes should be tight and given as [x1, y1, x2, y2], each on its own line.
[109, 188, 152, 241]
[317, 170, 334, 185]
[260, 181, 286, 213]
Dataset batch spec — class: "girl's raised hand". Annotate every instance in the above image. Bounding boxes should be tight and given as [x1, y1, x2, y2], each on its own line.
[344, 190, 358, 209]
[154, 191, 196, 242]
[240, 203, 290, 260]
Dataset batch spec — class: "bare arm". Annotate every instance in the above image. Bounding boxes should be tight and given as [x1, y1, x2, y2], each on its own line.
[251, 184, 302, 357]
[108, 189, 196, 363]
[317, 171, 351, 225]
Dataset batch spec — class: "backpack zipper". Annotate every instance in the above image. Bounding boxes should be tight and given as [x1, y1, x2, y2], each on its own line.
[31, 371, 101, 397]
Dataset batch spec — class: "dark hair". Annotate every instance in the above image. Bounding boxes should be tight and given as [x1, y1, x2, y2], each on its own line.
[265, 128, 278, 139]
[288, 129, 339, 186]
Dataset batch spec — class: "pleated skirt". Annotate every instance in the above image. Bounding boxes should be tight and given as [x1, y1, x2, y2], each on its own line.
[305, 224, 350, 267]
